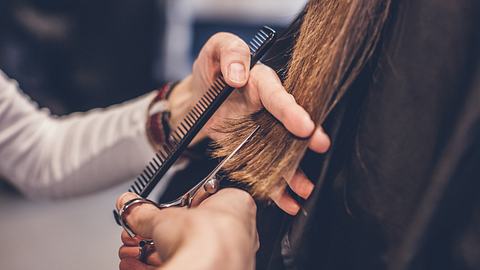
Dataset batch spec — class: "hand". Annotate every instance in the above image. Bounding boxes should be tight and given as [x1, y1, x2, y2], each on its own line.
[116, 190, 258, 270]
[168, 33, 331, 215]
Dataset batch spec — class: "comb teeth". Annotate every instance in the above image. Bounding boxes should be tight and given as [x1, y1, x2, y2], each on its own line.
[157, 150, 166, 160]
[125, 26, 276, 198]
[128, 78, 229, 195]
[248, 29, 270, 53]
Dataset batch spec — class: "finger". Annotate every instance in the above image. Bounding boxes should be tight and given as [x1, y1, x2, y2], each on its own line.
[121, 230, 140, 246]
[201, 188, 257, 217]
[144, 252, 163, 266]
[118, 246, 163, 266]
[250, 64, 315, 137]
[119, 258, 156, 270]
[286, 170, 315, 200]
[119, 246, 140, 259]
[116, 193, 164, 239]
[202, 32, 251, 88]
[308, 127, 331, 153]
[116, 193, 191, 264]
[269, 184, 301, 216]
[200, 189, 259, 251]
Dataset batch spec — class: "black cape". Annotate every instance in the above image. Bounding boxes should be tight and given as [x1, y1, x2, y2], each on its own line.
[256, 1, 480, 269]
[161, 1, 480, 269]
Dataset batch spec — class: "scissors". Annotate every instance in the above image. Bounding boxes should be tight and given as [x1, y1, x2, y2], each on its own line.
[117, 126, 259, 262]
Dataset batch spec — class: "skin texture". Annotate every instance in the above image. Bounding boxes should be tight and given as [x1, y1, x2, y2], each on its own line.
[168, 32, 331, 214]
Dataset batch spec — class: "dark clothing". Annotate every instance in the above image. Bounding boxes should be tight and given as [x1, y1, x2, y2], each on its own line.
[257, 1, 480, 269]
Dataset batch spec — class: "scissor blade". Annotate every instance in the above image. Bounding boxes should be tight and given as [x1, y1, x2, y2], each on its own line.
[209, 126, 259, 177]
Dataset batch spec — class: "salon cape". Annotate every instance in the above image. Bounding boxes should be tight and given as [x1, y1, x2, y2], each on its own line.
[0, 70, 156, 199]
[253, 1, 480, 269]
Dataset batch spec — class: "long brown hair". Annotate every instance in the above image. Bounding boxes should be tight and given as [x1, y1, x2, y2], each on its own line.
[214, 0, 392, 198]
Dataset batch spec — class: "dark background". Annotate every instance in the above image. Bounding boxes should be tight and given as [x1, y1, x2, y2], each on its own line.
[0, 1, 287, 114]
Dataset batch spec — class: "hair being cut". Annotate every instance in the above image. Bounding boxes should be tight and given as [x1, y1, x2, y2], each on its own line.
[214, 0, 392, 198]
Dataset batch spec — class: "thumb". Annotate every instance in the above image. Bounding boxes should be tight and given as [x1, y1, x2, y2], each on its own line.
[116, 193, 187, 261]
[116, 193, 164, 239]
[201, 32, 251, 88]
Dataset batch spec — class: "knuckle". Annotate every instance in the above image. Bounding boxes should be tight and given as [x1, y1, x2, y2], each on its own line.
[256, 64, 275, 76]
[209, 32, 232, 43]
[126, 204, 150, 228]
[250, 66, 268, 85]
[272, 91, 283, 100]
[116, 193, 134, 210]
[252, 65, 281, 87]
[210, 32, 243, 49]
[217, 32, 235, 39]
[200, 32, 235, 58]
[278, 106, 289, 121]
[236, 190, 257, 213]
[118, 259, 130, 270]
[226, 40, 249, 53]
[286, 93, 296, 103]
[192, 57, 201, 71]
[128, 210, 141, 227]
[254, 63, 269, 74]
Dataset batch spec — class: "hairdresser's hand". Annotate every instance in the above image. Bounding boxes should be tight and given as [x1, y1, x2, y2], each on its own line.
[116, 189, 258, 270]
[170, 33, 330, 215]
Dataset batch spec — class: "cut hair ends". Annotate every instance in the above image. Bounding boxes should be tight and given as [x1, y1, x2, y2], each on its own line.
[213, 0, 392, 198]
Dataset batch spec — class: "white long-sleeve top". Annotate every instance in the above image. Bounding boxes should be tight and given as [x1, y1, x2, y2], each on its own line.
[0, 70, 156, 199]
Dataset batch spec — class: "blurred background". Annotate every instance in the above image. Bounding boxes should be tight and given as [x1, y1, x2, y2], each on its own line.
[0, 0, 306, 269]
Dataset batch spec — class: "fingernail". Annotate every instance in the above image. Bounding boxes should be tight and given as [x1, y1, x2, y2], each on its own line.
[288, 203, 301, 216]
[302, 182, 315, 199]
[229, 63, 246, 83]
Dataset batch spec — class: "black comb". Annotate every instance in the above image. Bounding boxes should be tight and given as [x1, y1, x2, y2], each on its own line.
[114, 26, 276, 223]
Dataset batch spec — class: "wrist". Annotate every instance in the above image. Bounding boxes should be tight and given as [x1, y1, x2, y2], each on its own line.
[147, 76, 211, 152]
[168, 76, 209, 145]
[167, 76, 194, 130]
[146, 82, 177, 151]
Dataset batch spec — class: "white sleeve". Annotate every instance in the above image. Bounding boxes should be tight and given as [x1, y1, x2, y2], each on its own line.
[0, 70, 156, 199]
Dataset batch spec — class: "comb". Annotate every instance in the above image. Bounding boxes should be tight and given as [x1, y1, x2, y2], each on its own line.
[114, 26, 276, 220]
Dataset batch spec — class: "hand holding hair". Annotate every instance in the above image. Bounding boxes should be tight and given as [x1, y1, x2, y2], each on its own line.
[214, 0, 390, 205]
[167, 32, 331, 215]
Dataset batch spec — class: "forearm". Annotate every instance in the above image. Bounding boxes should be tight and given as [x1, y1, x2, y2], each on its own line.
[28, 93, 156, 199]
[0, 68, 206, 200]
[0, 70, 156, 199]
